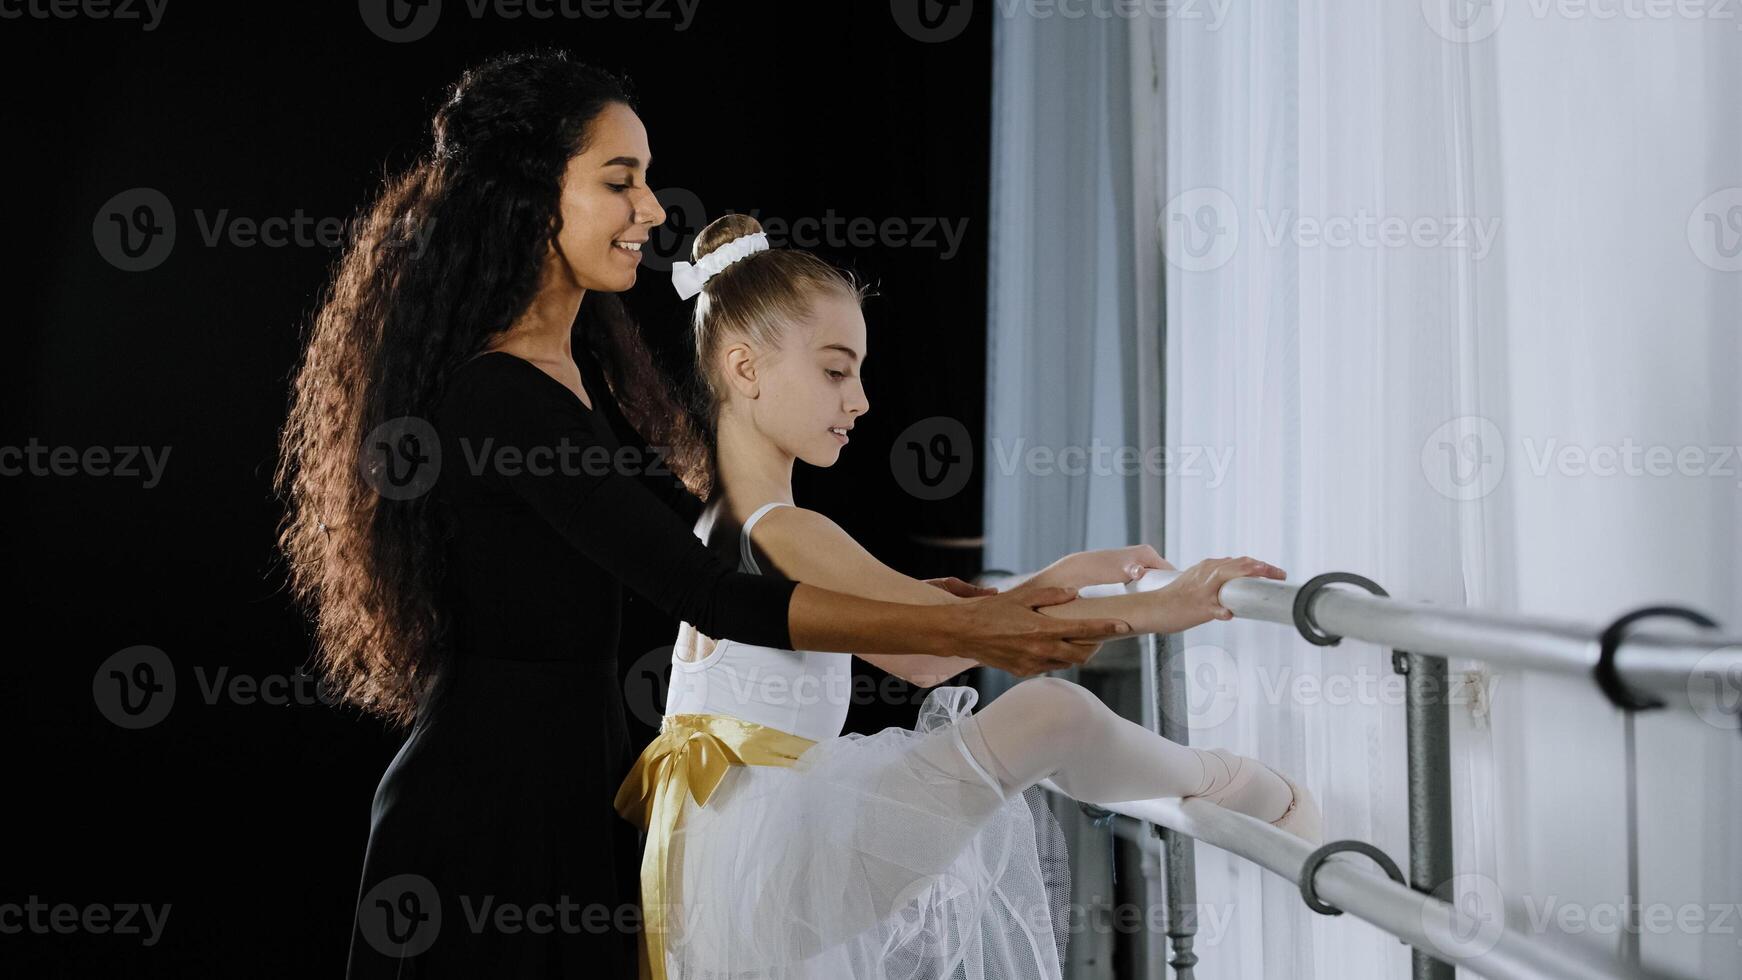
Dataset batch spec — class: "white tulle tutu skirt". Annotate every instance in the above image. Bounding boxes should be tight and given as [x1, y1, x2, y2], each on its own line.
[661, 686, 1071, 980]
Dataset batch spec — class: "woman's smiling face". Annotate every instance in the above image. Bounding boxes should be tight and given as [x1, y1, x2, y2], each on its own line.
[733, 290, 871, 468]
[551, 102, 666, 293]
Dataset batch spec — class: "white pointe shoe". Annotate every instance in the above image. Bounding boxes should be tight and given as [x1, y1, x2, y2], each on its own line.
[1267, 770, 1323, 845]
[1066, 755, 1323, 845]
[1195, 748, 1324, 846]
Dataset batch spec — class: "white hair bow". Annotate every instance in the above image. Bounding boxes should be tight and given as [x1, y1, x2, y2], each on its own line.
[670, 232, 769, 300]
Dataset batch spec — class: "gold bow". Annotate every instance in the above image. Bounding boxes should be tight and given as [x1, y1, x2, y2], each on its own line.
[613, 713, 816, 980]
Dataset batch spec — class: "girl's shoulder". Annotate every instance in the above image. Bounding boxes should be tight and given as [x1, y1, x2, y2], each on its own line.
[741, 503, 849, 557]
[697, 499, 835, 574]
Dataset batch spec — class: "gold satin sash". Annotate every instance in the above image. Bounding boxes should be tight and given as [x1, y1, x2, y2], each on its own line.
[613, 713, 817, 980]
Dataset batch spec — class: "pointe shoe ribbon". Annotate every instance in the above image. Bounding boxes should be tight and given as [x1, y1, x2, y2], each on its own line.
[1195, 748, 1323, 845]
[1269, 771, 1323, 845]
[1192, 747, 1255, 806]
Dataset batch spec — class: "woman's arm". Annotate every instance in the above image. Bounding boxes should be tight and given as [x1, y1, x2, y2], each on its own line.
[787, 581, 1131, 677]
[752, 509, 1285, 682]
[457, 357, 1130, 673]
[580, 344, 706, 524]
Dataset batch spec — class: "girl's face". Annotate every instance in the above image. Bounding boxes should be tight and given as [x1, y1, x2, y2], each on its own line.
[737, 291, 871, 468]
[551, 102, 665, 293]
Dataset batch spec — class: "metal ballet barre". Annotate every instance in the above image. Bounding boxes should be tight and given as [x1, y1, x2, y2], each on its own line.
[976, 566, 1736, 979]
[1062, 567, 1741, 716]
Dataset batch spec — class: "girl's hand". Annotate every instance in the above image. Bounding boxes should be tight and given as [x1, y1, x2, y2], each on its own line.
[1031, 545, 1172, 591]
[1159, 556, 1286, 626]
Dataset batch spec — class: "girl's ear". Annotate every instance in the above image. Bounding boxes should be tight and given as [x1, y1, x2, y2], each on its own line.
[721, 342, 759, 399]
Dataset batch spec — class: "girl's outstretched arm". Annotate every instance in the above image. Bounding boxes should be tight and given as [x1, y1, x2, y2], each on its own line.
[752, 508, 1284, 683]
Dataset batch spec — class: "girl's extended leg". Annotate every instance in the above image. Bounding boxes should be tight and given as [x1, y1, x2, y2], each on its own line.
[909, 677, 1314, 837]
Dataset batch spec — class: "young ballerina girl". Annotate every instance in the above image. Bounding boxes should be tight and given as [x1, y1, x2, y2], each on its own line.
[614, 214, 1321, 980]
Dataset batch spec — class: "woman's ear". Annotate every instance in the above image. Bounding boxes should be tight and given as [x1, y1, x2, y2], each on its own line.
[721, 342, 759, 399]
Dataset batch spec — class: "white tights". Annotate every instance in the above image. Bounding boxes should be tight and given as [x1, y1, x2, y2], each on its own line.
[910, 677, 1294, 822]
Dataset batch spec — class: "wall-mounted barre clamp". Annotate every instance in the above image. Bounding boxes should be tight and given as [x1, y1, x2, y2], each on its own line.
[1289, 571, 1456, 978]
[1591, 604, 1722, 969]
[1594, 605, 1720, 712]
[1291, 571, 1390, 646]
[1298, 840, 1407, 916]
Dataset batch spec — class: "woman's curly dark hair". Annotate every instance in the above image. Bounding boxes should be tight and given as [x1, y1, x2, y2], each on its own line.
[274, 49, 706, 728]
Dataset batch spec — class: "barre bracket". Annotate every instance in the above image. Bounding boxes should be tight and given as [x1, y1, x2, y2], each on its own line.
[1292, 572, 1389, 647]
[1593, 605, 1719, 712]
[1297, 839, 1407, 916]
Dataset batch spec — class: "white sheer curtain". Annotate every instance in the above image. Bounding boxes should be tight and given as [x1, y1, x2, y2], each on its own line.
[983, 12, 1165, 976]
[1473, 14, 1742, 980]
[988, 2, 1742, 978]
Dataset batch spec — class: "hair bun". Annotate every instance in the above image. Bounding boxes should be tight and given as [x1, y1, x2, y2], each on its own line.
[431, 50, 629, 166]
[691, 213, 767, 264]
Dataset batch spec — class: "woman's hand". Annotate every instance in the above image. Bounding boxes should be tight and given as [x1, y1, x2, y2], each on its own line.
[1157, 556, 1286, 627]
[1029, 545, 1172, 591]
[934, 582, 1133, 676]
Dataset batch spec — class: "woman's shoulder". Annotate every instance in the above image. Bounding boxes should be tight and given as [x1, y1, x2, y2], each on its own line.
[438, 352, 562, 424]
[447, 350, 534, 393]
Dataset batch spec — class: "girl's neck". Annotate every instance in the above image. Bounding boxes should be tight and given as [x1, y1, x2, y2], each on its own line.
[713, 407, 796, 521]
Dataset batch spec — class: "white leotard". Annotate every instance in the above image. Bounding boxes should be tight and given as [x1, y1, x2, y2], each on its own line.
[664, 501, 854, 742]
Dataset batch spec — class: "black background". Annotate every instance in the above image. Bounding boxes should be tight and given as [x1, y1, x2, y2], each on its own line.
[4, 1, 996, 974]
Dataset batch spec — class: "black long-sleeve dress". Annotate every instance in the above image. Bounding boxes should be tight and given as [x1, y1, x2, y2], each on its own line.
[345, 344, 798, 979]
